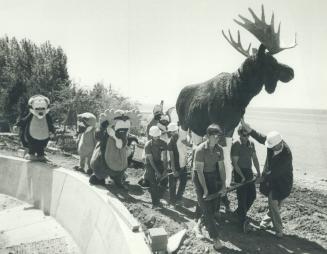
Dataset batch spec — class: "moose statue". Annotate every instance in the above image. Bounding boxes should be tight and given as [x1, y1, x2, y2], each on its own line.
[176, 5, 297, 184]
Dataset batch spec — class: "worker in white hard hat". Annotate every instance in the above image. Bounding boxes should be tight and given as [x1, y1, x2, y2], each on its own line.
[167, 122, 189, 206]
[144, 125, 168, 208]
[241, 119, 293, 238]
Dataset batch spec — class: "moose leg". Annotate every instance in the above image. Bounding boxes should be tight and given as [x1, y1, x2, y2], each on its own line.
[179, 128, 188, 141]
[191, 131, 203, 147]
[222, 137, 233, 187]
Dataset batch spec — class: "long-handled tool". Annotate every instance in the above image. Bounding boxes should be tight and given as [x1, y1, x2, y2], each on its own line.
[204, 177, 256, 201]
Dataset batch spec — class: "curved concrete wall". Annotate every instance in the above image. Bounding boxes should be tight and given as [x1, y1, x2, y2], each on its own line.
[0, 154, 151, 254]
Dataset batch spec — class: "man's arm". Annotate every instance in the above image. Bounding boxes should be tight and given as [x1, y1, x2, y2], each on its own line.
[194, 160, 208, 198]
[169, 151, 179, 177]
[146, 154, 161, 177]
[252, 149, 261, 175]
[241, 118, 266, 145]
[161, 149, 168, 176]
[217, 160, 226, 193]
[231, 156, 245, 182]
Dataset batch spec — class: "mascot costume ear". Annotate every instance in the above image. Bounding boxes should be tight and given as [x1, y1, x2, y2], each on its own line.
[28, 95, 50, 119]
[99, 109, 142, 149]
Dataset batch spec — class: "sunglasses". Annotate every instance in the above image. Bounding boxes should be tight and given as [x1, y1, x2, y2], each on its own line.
[241, 133, 249, 137]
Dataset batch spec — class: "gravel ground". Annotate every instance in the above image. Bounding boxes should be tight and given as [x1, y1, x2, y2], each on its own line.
[1, 135, 327, 254]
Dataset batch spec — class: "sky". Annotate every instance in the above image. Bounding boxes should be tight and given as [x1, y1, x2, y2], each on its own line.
[1, 0, 327, 110]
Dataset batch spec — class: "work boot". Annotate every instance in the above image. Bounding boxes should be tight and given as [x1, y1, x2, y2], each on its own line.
[89, 174, 105, 186]
[213, 238, 224, 251]
[276, 231, 284, 238]
[86, 168, 93, 176]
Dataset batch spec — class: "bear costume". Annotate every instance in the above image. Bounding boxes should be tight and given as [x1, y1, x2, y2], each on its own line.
[89, 109, 141, 187]
[16, 95, 55, 161]
[75, 112, 97, 174]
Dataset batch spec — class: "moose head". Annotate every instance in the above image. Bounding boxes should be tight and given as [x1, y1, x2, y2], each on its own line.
[222, 5, 297, 94]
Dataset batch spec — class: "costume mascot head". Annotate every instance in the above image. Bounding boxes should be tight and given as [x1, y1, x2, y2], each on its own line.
[89, 108, 141, 187]
[15, 95, 55, 162]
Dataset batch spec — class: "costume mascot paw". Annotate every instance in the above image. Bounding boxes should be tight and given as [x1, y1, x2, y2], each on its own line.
[75, 112, 97, 175]
[89, 109, 140, 188]
[16, 95, 55, 162]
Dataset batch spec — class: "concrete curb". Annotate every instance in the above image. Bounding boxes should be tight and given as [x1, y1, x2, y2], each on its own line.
[0, 154, 151, 254]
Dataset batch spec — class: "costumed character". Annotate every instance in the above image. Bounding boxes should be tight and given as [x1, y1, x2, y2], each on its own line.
[89, 109, 140, 187]
[146, 102, 163, 140]
[75, 112, 97, 175]
[157, 114, 170, 143]
[15, 95, 55, 161]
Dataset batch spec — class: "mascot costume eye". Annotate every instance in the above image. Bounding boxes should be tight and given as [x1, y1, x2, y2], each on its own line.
[89, 109, 141, 187]
[15, 95, 55, 162]
[75, 112, 97, 175]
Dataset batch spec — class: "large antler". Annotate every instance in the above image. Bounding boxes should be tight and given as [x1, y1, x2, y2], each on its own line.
[222, 5, 297, 56]
[235, 5, 297, 55]
[222, 30, 253, 57]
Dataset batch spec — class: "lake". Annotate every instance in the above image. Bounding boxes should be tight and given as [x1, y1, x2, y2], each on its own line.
[141, 107, 327, 182]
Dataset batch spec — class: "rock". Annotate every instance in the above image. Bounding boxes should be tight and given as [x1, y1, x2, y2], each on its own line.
[144, 215, 156, 228]
[184, 239, 191, 246]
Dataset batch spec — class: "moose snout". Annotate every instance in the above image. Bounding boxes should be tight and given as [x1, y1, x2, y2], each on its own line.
[279, 65, 294, 83]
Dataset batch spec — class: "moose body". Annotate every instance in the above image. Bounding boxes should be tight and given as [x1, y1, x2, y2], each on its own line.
[177, 72, 244, 137]
[176, 6, 296, 138]
[176, 46, 294, 137]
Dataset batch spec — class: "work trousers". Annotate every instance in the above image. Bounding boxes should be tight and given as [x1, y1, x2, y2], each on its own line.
[168, 167, 188, 203]
[145, 161, 168, 206]
[193, 170, 220, 239]
[234, 168, 256, 224]
[261, 191, 284, 233]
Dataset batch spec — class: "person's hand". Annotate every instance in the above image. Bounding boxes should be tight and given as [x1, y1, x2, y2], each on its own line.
[240, 118, 252, 133]
[241, 175, 246, 183]
[173, 171, 179, 177]
[156, 172, 162, 181]
[219, 186, 227, 196]
[203, 189, 208, 199]
[12, 126, 19, 134]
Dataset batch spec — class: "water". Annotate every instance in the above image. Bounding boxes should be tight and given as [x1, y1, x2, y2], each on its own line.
[141, 107, 327, 181]
[245, 108, 327, 181]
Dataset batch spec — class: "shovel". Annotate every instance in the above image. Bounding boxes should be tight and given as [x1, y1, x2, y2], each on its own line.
[204, 177, 256, 201]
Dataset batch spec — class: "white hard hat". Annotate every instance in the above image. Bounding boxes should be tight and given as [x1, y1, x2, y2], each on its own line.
[167, 123, 178, 132]
[265, 131, 282, 148]
[149, 126, 161, 137]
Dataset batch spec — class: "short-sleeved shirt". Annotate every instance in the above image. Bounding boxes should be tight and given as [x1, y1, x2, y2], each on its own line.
[231, 139, 255, 169]
[194, 140, 224, 172]
[144, 139, 168, 163]
[168, 137, 180, 169]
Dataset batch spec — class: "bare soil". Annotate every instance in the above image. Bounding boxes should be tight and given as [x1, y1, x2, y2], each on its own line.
[1, 135, 326, 254]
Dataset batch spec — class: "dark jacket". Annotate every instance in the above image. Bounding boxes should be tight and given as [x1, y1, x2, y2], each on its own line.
[16, 113, 55, 147]
[250, 129, 293, 200]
